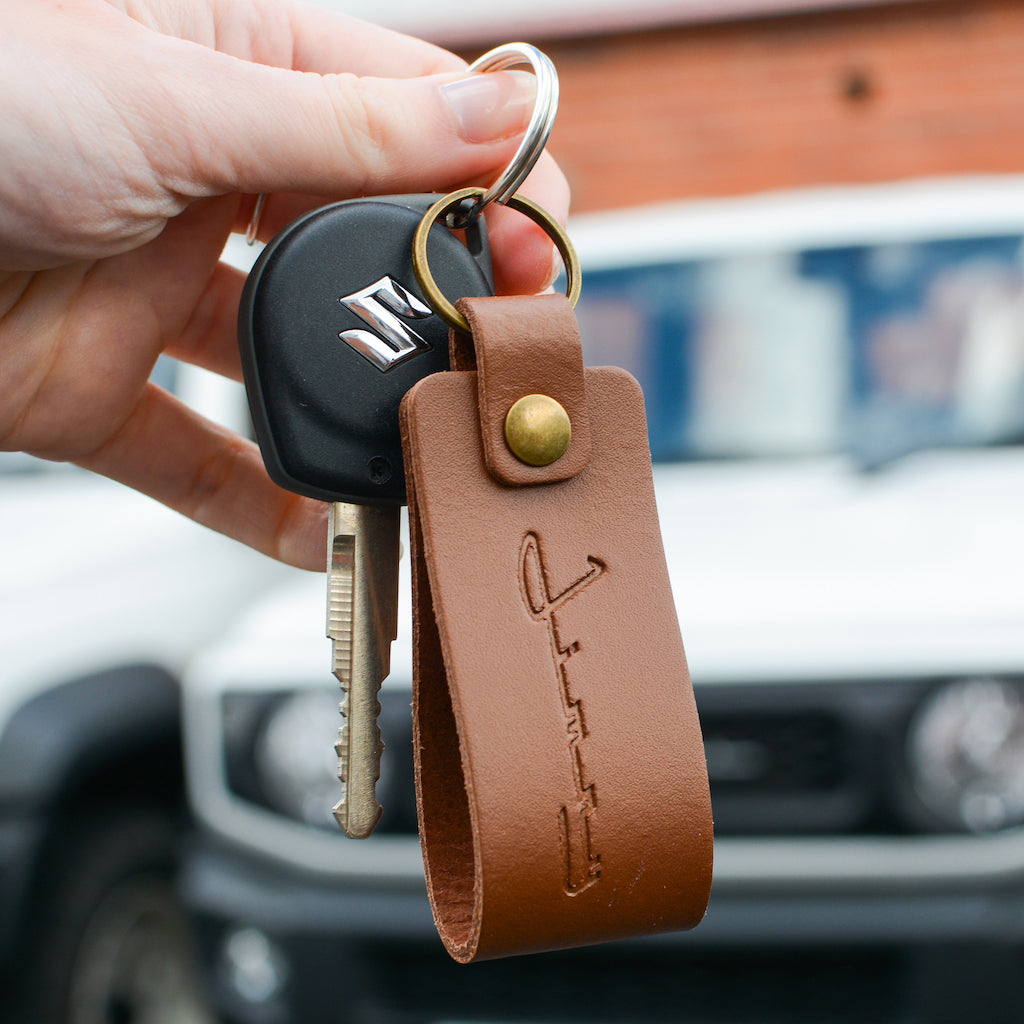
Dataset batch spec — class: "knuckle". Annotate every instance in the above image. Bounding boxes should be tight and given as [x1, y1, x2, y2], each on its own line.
[318, 73, 416, 191]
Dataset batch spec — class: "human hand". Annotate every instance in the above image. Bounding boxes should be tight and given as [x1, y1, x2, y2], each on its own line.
[0, 0, 569, 569]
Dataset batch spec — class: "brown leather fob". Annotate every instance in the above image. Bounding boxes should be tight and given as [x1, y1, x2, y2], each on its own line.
[400, 295, 713, 964]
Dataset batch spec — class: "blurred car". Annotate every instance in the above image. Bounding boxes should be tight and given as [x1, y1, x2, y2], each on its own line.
[180, 178, 1024, 1024]
[0, 364, 298, 1023]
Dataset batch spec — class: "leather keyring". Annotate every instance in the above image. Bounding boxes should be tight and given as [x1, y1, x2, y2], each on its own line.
[400, 295, 713, 963]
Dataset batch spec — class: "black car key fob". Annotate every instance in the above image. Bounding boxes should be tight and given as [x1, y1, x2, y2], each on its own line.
[239, 194, 494, 505]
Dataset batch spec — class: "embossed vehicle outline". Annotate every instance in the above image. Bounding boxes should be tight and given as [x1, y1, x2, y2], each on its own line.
[519, 530, 606, 895]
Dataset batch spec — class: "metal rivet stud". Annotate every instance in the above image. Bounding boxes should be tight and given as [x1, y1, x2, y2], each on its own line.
[504, 394, 572, 466]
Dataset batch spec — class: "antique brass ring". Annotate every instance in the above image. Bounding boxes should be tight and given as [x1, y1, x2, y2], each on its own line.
[412, 186, 581, 334]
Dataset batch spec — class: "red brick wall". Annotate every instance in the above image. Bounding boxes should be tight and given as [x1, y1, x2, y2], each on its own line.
[500, 0, 1024, 212]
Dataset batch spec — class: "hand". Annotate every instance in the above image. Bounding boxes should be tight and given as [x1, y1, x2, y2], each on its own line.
[0, 0, 569, 570]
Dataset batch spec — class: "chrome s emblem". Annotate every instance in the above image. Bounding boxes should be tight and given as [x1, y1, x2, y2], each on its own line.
[338, 275, 434, 372]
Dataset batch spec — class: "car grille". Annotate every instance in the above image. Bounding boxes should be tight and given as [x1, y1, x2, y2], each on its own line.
[225, 676, 994, 838]
[368, 678, 934, 838]
[694, 679, 928, 836]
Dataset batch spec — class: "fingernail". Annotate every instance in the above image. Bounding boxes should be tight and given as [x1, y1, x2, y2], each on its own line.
[441, 71, 537, 143]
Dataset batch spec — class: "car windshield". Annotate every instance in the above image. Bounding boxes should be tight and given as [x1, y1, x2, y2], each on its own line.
[576, 234, 1024, 464]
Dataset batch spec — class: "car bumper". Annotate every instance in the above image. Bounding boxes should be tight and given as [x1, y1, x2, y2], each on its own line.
[0, 817, 44, 964]
[180, 835, 1024, 1024]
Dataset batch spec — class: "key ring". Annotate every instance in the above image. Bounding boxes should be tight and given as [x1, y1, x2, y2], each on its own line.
[245, 42, 558, 245]
[455, 43, 559, 224]
[412, 186, 581, 334]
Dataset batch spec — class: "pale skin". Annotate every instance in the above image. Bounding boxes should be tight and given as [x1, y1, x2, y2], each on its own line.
[0, 0, 569, 570]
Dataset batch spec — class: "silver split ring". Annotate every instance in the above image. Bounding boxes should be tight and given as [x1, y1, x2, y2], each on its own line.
[463, 43, 559, 215]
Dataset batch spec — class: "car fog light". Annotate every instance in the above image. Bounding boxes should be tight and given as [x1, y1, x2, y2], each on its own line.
[907, 677, 1024, 832]
[219, 926, 288, 1005]
[254, 690, 343, 828]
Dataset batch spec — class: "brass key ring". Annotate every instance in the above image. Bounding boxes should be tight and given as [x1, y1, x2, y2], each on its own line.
[412, 186, 581, 334]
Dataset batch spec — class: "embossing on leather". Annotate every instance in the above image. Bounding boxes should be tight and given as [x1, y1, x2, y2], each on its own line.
[519, 532, 606, 895]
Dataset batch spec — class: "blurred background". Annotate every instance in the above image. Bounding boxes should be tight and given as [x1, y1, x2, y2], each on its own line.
[5, 1, 1024, 1022]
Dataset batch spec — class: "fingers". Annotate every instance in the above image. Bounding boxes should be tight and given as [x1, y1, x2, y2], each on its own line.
[143, 30, 559, 211]
[483, 152, 570, 296]
[166, 260, 248, 382]
[215, 1, 570, 295]
[77, 382, 328, 571]
[129, 5, 573, 296]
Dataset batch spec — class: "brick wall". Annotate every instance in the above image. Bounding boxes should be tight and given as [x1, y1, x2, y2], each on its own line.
[505, 0, 1024, 212]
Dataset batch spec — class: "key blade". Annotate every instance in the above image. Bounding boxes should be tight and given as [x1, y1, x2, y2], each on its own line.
[327, 501, 400, 839]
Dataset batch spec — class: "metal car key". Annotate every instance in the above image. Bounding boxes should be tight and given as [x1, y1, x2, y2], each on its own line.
[239, 195, 494, 837]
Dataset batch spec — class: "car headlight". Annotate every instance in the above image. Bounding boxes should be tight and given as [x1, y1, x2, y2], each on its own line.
[221, 689, 411, 833]
[255, 690, 342, 829]
[906, 677, 1024, 832]
[222, 690, 341, 830]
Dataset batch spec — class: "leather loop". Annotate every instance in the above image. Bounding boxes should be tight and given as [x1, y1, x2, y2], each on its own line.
[400, 297, 713, 963]
[453, 295, 591, 486]
[448, 326, 476, 371]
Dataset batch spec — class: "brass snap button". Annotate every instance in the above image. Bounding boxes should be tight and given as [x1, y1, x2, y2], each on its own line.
[504, 394, 572, 466]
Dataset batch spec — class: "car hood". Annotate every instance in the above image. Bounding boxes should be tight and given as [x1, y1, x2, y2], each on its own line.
[1, 469, 293, 722]
[658, 449, 1024, 682]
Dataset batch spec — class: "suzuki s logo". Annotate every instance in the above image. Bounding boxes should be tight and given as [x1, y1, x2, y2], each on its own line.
[338, 276, 433, 371]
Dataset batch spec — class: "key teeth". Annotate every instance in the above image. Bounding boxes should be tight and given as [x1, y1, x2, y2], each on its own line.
[335, 737, 384, 783]
[326, 501, 399, 841]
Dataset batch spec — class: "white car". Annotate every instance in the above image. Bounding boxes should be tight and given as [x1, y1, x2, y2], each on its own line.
[0, 365, 300, 1023]
[180, 179, 1024, 1024]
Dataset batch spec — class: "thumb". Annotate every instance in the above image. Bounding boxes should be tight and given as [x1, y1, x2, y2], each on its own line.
[149, 46, 540, 204]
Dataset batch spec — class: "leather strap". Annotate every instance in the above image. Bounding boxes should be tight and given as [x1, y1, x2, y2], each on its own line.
[400, 296, 713, 963]
[448, 294, 591, 486]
